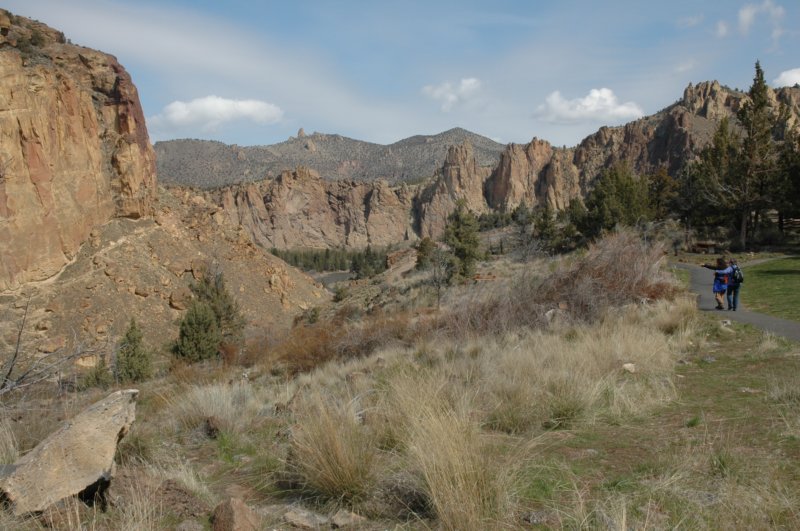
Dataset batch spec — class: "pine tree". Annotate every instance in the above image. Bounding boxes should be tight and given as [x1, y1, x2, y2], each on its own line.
[444, 200, 481, 279]
[173, 302, 222, 363]
[191, 270, 245, 343]
[735, 60, 777, 248]
[115, 318, 152, 383]
[415, 237, 436, 270]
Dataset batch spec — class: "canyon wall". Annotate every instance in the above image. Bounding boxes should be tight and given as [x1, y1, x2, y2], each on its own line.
[0, 11, 156, 291]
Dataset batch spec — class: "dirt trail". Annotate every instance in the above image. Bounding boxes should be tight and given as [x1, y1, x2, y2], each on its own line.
[676, 262, 800, 342]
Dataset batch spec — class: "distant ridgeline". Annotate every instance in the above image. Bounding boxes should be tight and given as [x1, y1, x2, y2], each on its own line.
[162, 78, 800, 251]
[154, 127, 505, 188]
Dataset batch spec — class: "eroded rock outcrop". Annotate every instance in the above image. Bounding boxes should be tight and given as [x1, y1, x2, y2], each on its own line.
[216, 166, 415, 249]
[0, 389, 138, 515]
[0, 11, 156, 291]
[416, 142, 491, 237]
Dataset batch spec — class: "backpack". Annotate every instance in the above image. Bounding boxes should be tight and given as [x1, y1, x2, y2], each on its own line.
[732, 265, 744, 284]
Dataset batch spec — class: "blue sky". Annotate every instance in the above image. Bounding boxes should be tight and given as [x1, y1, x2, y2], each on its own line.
[5, 0, 799, 147]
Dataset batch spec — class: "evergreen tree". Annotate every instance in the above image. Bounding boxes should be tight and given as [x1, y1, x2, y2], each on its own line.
[115, 318, 152, 383]
[580, 164, 650, 237]
[735, 60, 778, 248]
[415, 237, 436, 270]
[533, 203, 557, 251]
[444, 200, 481, 279]
[191, 270, 245, 343]
[647, 167, 678, 220]
[173, 302, 222, 363]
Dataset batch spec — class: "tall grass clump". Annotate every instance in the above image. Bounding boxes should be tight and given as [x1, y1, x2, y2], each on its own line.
[0, 418, 19, 464]
[289, 394, 377, 501]
[389, 373, 514, 529]
[168, 382, 264, 434]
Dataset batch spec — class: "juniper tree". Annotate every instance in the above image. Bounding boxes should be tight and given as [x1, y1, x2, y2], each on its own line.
[173, 302, 222, 363]
[191, 270, 245, 343]
[444, 199, 481, 279]
[115, 318, 152, 383]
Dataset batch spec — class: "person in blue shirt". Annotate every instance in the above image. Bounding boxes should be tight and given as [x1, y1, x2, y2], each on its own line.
[702, 257, 733, 310]
[726, 258, 742, 311]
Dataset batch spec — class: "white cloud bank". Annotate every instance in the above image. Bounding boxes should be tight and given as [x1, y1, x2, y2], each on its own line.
[149, 96, 283, 132]
[715, 20, 730, 37]
[422, 78, 482, 112]
[774, 68, 800, 87]
[535, 88, 644, 124]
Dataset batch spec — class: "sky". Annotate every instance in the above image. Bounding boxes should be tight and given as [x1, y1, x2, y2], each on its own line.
[4, 0, 800, 147]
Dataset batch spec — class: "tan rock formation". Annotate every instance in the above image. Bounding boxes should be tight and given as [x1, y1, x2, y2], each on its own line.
[417, 142, 491, 238]
[0, 11, 156, 292]
[216, 166, 415, 249]
[0, 389, 138, 515]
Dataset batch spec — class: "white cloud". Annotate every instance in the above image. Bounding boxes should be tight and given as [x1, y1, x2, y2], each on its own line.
[149, 96, 283, 132]
[774, 68, 800, 87]
[677, 14, 704, 28]
[675, 60, 696, 73]
[422, 78, 482, 112]
[738, 0, 785, 45]
[534, 88, 644, 124]
[715, 20, 730, 37]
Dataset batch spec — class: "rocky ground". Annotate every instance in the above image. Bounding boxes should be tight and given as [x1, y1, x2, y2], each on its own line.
[0, 186, 326, 385]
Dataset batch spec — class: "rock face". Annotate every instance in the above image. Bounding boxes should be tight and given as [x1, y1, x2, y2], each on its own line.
[0, 11, 156, 292]
[416, 142, 491, 237]
[0, 389, 138, 515]
[195, 81, 798, 250]
[216, 166, 415, 249]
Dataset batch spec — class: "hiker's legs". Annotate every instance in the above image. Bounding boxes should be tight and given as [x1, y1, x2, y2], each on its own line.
[726, 287, 734, 309]
[731, 285, 740, 310]
[714, 290, 725, 309]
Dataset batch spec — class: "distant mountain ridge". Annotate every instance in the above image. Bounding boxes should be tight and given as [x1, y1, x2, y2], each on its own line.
[155, 127, 505, 188]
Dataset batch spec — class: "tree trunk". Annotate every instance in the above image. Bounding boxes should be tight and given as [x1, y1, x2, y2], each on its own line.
[740, 210, 748, 250]
[779, 211, 785, 234]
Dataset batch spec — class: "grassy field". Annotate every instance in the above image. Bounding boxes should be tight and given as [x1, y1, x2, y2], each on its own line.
[743, 256, 800, 322]
[3, 233, 799, 529]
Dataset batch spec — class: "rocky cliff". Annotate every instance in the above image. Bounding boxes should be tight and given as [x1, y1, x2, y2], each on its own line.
[213, 167, 416, 249]
[205, 80, 799, 249]
[0, 10, 156, 292]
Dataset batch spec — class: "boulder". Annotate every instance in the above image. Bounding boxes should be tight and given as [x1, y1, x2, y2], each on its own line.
[212, 497, 260, 531]
[0, 389, 138, 515]
[284, 507, 329, 529]
[331, 509, 367, 528]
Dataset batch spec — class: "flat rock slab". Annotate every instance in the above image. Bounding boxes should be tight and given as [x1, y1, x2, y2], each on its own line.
[0, 389, 138, 515]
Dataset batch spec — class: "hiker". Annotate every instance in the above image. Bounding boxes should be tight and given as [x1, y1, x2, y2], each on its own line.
[726, 258, 743, 311]
[702, 257, 733, 310]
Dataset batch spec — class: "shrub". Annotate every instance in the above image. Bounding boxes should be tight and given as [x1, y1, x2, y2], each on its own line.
[80, 355, 113, 390]
[115, 318, 152, 384]
[173, 302, 222, 363]
[415, 237, 436, 269]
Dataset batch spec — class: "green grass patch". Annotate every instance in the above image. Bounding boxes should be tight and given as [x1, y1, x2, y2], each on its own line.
[669, 266, 691, 288]
[741, 256, 800, 322]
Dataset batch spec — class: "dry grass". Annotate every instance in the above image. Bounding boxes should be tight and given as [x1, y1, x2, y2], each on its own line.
[0, 417, 19, 464]
[435, 228, 680, 339]
[261, 311, 415, 375]
[111, 478, 164, 531]
[288, 393, 378, 501]
[389, 373, 514, 530]
[166, 381, 266, 434]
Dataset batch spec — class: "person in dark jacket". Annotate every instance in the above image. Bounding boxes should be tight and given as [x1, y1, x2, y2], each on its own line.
[726, 258, 742, 311]
[702, 257, 733, 310]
